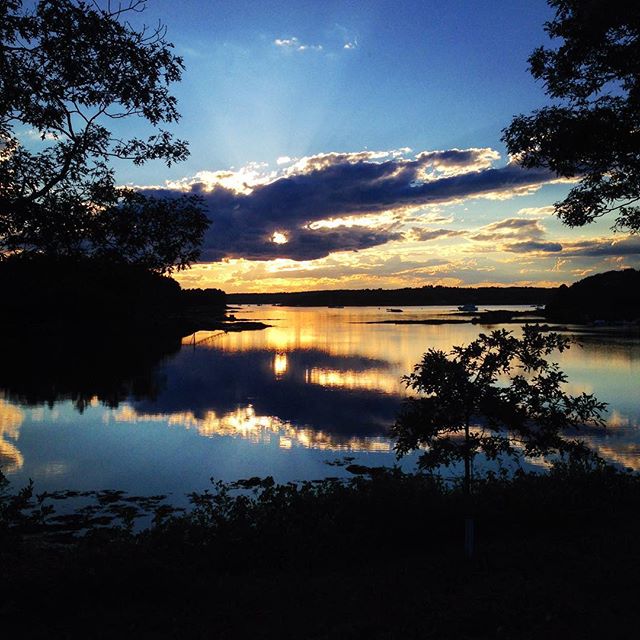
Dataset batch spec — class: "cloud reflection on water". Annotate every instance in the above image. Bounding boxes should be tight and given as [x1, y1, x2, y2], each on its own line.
[107, 404, 392, 453]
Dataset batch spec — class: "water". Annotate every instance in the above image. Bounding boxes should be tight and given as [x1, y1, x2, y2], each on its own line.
[2, 305, 639, 498]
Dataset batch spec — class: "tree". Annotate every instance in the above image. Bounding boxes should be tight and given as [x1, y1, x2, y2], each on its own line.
[0, 0, 208, 272]
[391, 326, 607, 554]
[502, 1, 640, 232]
[88, 190, 209, 273]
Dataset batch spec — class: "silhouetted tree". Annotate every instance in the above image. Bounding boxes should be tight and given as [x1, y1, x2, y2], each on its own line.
[503, 1, 640, 232]
[392, 326, 607, 555]
[0, 0, 208, 272]
[89, 190, 208, 273]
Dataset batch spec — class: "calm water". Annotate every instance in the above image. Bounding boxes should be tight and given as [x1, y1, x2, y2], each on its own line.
[2, 305, 639, 497]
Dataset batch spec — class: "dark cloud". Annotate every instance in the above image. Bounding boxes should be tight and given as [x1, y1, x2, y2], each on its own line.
[484, 218, 541, 230]
[501, 236, 640, 257]
[201, 226, 403, 262]
[504, 241, 563, 253]
[415, 148, 498, 169]
[561, 237, 640, 257]
[142, 151, 560, 261]
[414, 228, 467, 241]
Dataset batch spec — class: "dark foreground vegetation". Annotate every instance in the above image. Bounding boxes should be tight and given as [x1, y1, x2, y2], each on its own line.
[2, 462, 640, 639]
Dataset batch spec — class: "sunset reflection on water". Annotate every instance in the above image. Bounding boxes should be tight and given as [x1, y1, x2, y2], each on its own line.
[0, 399, 24, 472]
[107, 404, 392, 453]
[2, 305, 639, 493]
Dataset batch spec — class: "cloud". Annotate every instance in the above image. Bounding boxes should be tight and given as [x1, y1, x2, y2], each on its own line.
[273, 31, 358, 54]
[413, 228, 468, 242]
[560, 236, 640, 257]
[504, 241, 563, 253]
[516, 205, 556, 216]
[483, 218, 543, 231]
[274, 37, 323, 52]
[140, 148, 563, 262]
[415, 148, 500, 174]
[235, 255, 450, 282]
[201, 225, 403, 262]
[333, 24, 359, 52]
[498, 234, 640, 258]
[22, 128, 57, 142]
[469, 218, 546, 243]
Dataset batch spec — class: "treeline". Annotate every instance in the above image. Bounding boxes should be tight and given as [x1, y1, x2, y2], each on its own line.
[0, 255, 226, 336]
[228, 285, 556, 307]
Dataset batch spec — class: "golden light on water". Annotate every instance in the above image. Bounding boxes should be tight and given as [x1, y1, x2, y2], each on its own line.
[305, 367, 400, 394]
[0, 399, 24, 472]
[107, 404, 391, 453]
[184, 306, 488, 376]
[273, 351, 288, 377]
[592, 443, 640, 471]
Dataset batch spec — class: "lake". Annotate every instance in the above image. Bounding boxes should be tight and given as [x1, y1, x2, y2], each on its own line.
[2, 305, 639, 499]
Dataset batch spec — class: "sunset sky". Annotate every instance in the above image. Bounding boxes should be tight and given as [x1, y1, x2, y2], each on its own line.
[109, 0, 640, 291]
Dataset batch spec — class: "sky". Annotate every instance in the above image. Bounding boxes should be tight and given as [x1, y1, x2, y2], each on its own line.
[108, 0, 640, 291]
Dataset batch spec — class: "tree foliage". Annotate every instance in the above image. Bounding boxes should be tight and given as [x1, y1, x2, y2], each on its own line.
[0, 0, 209, 272]
[502, 0, 640, 232]
[391, 326, 607, 492]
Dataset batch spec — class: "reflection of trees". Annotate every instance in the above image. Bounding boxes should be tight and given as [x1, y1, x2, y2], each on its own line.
[0, 332, 181, 411]
[0, 399, 24, 472]
[566, 332, 640, 362]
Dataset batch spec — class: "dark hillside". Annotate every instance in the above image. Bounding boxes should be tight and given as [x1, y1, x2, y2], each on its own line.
[0, 255, 227, 335]
[545, 269, 640, 322]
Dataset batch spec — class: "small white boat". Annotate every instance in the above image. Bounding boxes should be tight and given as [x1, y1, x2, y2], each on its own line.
[457, 304, 478, 312]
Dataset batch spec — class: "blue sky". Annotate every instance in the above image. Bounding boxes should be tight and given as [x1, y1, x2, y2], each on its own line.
[111, 0, 640, 291]
[122, 0, 553, 182]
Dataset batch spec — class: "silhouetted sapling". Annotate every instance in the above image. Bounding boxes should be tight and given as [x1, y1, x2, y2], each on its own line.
[391, 325, 607, 556]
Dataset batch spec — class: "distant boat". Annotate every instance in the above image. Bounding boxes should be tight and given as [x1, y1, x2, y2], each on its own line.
[457, 304, 478, 312]
[386, 308, 403, 313]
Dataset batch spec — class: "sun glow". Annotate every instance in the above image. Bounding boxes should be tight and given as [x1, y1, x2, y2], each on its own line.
[271, 231, 288, 244]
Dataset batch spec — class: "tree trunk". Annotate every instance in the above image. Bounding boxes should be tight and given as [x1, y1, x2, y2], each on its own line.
[464, 420, 474, 559]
